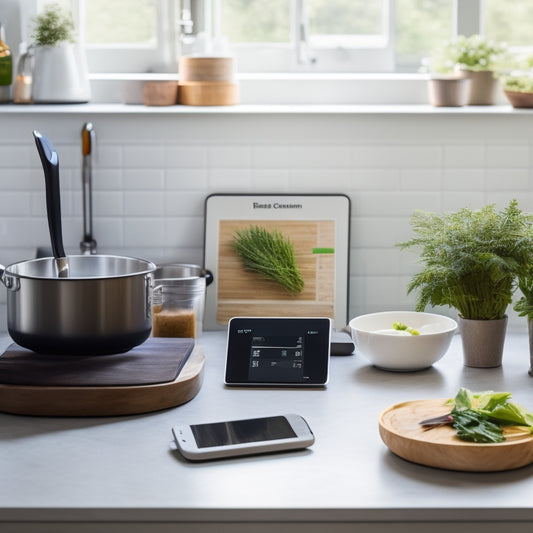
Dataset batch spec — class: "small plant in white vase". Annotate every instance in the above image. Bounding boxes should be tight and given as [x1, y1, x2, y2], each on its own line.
[31, 3, 90, 103]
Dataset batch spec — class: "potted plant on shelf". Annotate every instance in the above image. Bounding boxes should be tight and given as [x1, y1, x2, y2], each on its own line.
[427, 35, 506, 105]
[500, 75, 533, 108]
[423, 42, 471, 107]
[452, 34, 506, 105]
[398, 200, 533, 368]
[31, 2, 90, 103]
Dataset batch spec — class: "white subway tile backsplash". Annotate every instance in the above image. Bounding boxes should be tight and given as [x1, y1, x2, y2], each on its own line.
[443, 168, 485, 190]
[208, 145, 252, 168]
[351, 145, 442, 168]
[287, 145, 351, 168]
[486, 144, 530, 168]
[166, 168, 208, 190]
[0, 192, 31, 216]
[123, 145, 165, 169]
[96, 146, 123, 168]
[123, 218, 166, 247]
[92, 191, 124, 216]
[93, 218, 123, 248]
[289, 169, 351, 191]
[164, 192, 207, 217]
[1, 111, 533, 331]
[93, 169, 123, 190]
[0, 168, 33, 190]
[400, 169, 443, 190]
[350, 169, 400, 191]
[208, 168, 252, 189]
[441, 191, 486, 211]
[444, 144, 485, 168]
[251, 146, 291, 168]
[164, 217, 205, 248]
[0, 146, 31, 168]
[486, 168, 530, 190]
[352, 191, 441, 217]
[123, 169, 164, 190]
[165, 145, 207, 168]
[124, 191, 165, 216]
[251, 169, 290, 190]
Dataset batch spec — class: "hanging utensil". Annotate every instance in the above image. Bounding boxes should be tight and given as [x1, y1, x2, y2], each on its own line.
[80, 122, 97, 254]
[33, 130, 69, 277]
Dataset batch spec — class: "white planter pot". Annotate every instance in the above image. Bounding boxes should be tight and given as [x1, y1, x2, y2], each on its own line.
[33, 44, 90, 103]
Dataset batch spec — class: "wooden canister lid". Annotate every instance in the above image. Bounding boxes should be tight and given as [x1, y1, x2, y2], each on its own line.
[179, 56, 235, 82]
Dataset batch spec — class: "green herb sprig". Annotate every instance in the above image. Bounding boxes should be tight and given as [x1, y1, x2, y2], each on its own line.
[232, 226, 304, 295]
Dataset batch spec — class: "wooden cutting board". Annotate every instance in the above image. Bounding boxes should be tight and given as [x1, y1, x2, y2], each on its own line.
[217, 219, 335, 323]
[379, 399, 533, 472]
[0, 338, 204, 416]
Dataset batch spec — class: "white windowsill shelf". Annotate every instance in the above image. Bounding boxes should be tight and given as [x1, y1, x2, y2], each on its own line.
[0, 103, 530, 114]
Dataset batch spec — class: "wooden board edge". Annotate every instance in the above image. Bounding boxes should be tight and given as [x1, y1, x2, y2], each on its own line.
[0, 346, 205, 417]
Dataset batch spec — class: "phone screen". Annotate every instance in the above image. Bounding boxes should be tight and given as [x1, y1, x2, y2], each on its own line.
[190, 415, 297, 448]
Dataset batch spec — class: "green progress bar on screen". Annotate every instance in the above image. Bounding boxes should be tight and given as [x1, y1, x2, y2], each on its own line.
[312, 247, 335, 254]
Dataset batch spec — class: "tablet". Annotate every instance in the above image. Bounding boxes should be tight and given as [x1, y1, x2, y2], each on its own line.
[224, 317, 331, 386]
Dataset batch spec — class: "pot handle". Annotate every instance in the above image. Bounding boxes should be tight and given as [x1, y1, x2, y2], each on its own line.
[0, 264, 20, 291]
[204, 268, 214, 287]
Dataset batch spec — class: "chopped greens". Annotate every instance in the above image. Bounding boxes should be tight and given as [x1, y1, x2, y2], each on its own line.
[423, 387, 533, 443]
[392, 321, 420, 335]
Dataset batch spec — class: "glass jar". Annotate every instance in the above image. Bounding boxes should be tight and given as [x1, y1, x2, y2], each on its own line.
[152, 264, 212, 338]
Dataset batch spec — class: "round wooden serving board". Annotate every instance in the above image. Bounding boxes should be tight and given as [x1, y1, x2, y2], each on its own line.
[0, 346, 205, 417]
[379, 399, 533, 472]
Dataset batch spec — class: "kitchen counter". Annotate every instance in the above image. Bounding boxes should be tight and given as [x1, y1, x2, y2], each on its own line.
[1, 331, 533, 533]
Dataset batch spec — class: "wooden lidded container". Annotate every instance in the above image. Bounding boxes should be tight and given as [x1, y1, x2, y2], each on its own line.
[178, 56, 239, 106]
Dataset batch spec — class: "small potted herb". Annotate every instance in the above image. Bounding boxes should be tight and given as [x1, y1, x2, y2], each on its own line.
[500, 74, 533, 108]
[426, 35, 506, 105]
[398, 200, 533, 368]
[31, 3, 90, 103]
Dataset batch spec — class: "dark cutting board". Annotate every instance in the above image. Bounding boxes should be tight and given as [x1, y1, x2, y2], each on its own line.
[0, 338, 204, 416]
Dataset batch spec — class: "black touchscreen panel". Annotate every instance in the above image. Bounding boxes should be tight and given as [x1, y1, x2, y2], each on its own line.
[225, 317, 331, 385]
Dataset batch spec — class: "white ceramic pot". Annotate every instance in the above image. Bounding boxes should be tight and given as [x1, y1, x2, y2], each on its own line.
[33, 43, 90, 103]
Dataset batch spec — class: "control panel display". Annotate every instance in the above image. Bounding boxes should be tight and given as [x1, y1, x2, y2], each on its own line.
[225, 317, 331, 386]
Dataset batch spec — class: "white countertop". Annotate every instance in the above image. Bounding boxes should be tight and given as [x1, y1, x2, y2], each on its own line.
[1, 331, 533, 532]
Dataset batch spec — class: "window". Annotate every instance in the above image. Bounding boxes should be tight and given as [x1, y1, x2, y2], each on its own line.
[20, 0, 533, 74]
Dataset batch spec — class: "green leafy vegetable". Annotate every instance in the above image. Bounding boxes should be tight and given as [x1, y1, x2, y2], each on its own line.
[445, 387, 533, 443]
[232, 225, 304, 295]
[451, 409, 505, 443]
[392, 321, 419, 335]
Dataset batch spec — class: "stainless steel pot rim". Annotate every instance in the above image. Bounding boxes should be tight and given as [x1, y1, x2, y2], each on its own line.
[4, 254, 156, 281]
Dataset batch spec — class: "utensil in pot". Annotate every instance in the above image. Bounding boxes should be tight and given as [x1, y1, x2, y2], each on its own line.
[80, 122, 97, 255]
[33, 130, 69, 277]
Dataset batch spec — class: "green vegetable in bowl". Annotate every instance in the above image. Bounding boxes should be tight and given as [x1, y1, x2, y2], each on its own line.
[392, 321, 420, 335]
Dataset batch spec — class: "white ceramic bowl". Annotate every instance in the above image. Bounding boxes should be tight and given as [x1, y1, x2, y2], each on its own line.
[349, 311, 458, 371]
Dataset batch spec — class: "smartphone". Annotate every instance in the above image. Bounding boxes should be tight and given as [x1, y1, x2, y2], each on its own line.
[172, 414, 315, 461]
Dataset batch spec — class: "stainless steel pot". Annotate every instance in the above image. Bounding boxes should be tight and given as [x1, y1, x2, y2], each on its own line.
[0, 255, 156, 355]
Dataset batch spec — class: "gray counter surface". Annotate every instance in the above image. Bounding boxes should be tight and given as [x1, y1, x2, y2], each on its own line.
[1, 331, 533, 533]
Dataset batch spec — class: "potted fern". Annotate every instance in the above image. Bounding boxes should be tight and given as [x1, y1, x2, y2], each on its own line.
[31, 3, 90, 103]
[513, 272, 533, 375]
[398, 200, 533, 368]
